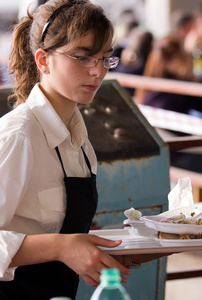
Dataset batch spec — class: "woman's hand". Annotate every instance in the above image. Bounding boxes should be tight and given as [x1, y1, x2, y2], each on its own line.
[10, 233, 131, 287]
[56, 233, 131, 286]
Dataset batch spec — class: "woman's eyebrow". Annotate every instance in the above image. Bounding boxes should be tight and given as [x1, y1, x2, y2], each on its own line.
[105, 48, 114, 53]
[74, 46, 91, 52]
[73, 47, 114, 54]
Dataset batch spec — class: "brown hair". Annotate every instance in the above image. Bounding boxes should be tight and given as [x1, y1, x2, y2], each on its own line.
[8, 0, 114, 103]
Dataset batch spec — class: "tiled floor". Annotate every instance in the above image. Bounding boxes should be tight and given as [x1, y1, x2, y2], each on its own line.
[165, 251, 202, 300]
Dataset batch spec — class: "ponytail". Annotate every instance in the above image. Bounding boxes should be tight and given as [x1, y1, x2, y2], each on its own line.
[8, 11, 39, 103]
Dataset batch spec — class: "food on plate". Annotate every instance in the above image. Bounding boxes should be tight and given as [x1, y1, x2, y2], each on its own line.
[184, 218, 202, 225]
[156, 214, 186, 224]
[158, 232, 202, 240]
[156, 212, 202, 239]
[156, 214, 202, 225]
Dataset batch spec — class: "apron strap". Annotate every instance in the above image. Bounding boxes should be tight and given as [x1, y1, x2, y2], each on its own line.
[81, 146, 93, 174]
[55, 146, 93, 176]
[55, 146, 67, 177]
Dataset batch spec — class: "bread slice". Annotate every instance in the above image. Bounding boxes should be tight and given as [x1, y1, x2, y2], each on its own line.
[158, 232, 202, 240]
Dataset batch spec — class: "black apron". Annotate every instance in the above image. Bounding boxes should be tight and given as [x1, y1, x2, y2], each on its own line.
[0, 147, 98, 300]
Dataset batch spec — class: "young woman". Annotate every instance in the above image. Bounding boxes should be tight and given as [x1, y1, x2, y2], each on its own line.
[0, 1, 131, 299]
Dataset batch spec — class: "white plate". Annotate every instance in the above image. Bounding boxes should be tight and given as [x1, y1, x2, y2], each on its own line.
[141, 216, 202, 235]
[141, 204, 202, 235]
[123, 219, 157, 236]
[153, 235, 202, 247]
[123, 219, 144, 225]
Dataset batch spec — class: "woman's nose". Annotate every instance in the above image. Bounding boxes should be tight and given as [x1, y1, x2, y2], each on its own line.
[88, 60, 107, 77]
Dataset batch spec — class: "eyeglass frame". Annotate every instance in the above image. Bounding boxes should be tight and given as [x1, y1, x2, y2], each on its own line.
[54, 53, 120, 69]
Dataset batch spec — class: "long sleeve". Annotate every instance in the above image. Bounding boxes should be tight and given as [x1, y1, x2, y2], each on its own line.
[0, 128, 33, 280]
[0, 231, 25, 281]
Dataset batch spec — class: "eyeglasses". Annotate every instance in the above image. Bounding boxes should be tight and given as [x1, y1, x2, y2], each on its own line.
[62, 54, 120, 69]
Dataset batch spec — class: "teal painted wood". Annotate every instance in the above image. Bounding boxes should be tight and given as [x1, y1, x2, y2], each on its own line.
[94, 146, 170, 228]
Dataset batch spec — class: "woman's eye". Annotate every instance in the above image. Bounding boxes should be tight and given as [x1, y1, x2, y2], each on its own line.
[77, 56, 91, 62]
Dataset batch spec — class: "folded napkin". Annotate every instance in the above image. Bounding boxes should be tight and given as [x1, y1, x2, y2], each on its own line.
[168, 177, 193, 211]
[124, 207, 142, 220]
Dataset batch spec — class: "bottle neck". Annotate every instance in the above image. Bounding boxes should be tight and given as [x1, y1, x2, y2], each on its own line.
[100, 268, 122, 289]
[101, 281, 120, 289]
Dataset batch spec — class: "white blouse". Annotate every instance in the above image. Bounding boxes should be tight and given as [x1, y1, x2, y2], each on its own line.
[0, 84, 97, 281]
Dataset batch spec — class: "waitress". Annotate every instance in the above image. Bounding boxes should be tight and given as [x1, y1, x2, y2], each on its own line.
[0, 1, 130, 299]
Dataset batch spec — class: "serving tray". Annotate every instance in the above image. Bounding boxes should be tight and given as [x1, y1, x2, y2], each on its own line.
[89, 228, 202, 255]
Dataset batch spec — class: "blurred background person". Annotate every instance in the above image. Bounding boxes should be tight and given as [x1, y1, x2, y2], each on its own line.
[184, 5, 202, 80]
[112, 28, 153, 96]
[184, 4, 202, 53]
[135, 34, 202, 173]
[135, 35, 202, 118]
[112, 9, 139, 59]
[171, 9, 194, 45]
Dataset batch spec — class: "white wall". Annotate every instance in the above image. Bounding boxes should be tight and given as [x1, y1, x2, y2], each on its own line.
[144, 0, 171, 38]
[0, 1, 19, 13]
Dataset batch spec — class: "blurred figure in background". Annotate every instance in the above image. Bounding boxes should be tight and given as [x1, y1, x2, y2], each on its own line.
[135, 35, 202, 118]
[112, 9, 139, 59]
[171, 10, 194, 45]
[135, 35, 202, 173]
[112, 28, 153, 96]
[184, 5, 202, 81]
[184, 5, 202, 53]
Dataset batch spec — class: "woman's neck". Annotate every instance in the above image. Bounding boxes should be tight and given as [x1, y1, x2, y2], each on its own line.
[39, 83, 77, 128]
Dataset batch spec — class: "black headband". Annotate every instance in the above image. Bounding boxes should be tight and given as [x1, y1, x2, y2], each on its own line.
[41, 2, 75, 43]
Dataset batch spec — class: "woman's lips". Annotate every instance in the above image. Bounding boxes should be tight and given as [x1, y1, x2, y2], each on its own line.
[83, 85, 98, 92]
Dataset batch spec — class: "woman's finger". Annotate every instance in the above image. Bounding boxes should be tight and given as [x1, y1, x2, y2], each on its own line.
[100, 252, 131, 277]
[88, 234, 122, 248]
[82, 274, 100, 287]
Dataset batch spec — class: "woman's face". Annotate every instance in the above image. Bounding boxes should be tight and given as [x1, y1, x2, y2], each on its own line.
[41, 32, 113, 106]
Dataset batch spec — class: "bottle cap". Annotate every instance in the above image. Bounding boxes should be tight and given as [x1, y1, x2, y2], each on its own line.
[100, 268, 121, 284]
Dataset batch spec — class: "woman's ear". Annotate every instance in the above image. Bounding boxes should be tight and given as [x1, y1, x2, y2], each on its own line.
[35, 48, 49, 74]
